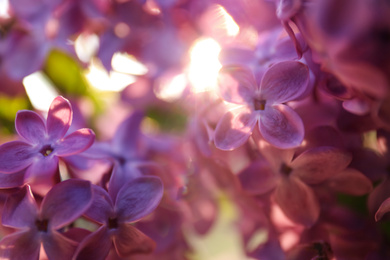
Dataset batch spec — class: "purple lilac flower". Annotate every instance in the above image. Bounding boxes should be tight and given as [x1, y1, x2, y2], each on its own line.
[0, 96, 95, 183]
[214, 60, 309, 150]
[73, 176, 164, 260]
[0, 179, 92, 259]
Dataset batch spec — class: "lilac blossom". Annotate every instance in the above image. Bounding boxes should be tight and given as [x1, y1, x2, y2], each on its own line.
[239, 145, 371, 226]
[214, 60, 309, 150]
[73, 176, 164, 260]
[0, 179, 92, 259]
[0, 96, 95, 183]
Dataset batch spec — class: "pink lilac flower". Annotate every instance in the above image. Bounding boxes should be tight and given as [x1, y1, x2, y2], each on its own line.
[239, 145, 362, 226]
[74, 176, 164, 260]
[0, 179, 92, 259]
[0, 96, 95, 183]
[214, 60, 310, 150]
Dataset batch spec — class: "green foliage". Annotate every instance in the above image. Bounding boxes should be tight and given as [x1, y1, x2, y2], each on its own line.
[146, 104, 188, 133]
[43, 49, 89, 96]
[0, 95, 30, 135]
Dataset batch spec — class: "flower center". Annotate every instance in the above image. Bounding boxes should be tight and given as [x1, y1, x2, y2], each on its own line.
[254, 99, 266, 110]
[39, 145, 53, 157]
[108, 217, 118, 229]
[280, 163, 293, 176]
[35, 219, 49, 232]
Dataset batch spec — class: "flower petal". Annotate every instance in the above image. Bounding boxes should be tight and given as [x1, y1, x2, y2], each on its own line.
[24, 156, 59, 181]
[108, 162, 143, 202]
[260, 61, 309, 103]
[46, 96, 72, 141]
[0, 170, 25, 189]
[15, 110, 47, 145]
[327, 168, 373, 196]
[292, 147, 352, 184]
[40, 179, 92, 229]
[375, 197, 390, 221]
[214, 106, 257, 151]
[275, 177, 320, 227]
[0, 230, 41, 260]
[54, 128, 95, 156]
[42, 230, 78, 260]
[74, 226, 111, 260]
[0, 141, 36, 173]
[217, 65, 257, 104]
[84, 184, 114, 224]
[238, 160, 278, 195]
[259, 105, 304, 149]
[2, 185, 38, 228]
[112, 111, 144, 159]
[113, 223, 155, 257]
[115, 176, 163, 223]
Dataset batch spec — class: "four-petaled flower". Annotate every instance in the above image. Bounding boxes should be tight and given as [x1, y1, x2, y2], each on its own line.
[0, 179, 93, 260]
[0, 96, 95, 182]
[74, 176, 164, 260]
[214, 61, 310, 150]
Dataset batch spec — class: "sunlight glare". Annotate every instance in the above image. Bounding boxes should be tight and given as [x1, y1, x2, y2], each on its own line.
[85, 59, 136, 92]
[154, 73, 187, 102]
[23, 72, 59, 112]
[0, 0, 10, 18]
[75, 33, 99, 63]
[111, 52, 148, 75]
[188, 38, 222, 93]
[218, 6, 240, 37]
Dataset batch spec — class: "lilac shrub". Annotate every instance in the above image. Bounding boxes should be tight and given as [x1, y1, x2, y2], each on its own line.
[0, 0, 389, 259]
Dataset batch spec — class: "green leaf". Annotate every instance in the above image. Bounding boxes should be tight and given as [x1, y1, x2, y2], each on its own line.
[43, 49, 89, 96]
[0, 95, 31, 135]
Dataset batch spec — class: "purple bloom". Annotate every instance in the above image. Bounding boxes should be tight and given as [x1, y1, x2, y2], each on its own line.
[214, 61, 310, 150]
[74, 176, 164, 260]
[0, 179, 93, 259]
[0, 96, 95, 183]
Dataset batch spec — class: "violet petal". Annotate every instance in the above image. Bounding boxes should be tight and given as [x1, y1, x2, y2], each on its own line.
[84, 184, 114, 224]
[0, 141, 36, 173]
[74, 226, 111, 260]
[54, 128, 95, 157]
[113, 223, 155, 257]
[291, 147, 352, 184]
[259, 104, 304, 149]
[115, 176, 163, 223]
[2, 185, 38, 228]
[24, 156, 59, 181]
[218, 66, 257, 105]
[40, 179, 92, 229]
[214, 106, 257, 151]
[238, 160, 278, 195]
[0, 170, 25, 189]
[260, 61, 309, 103]
[0, 230, 41, 260]
[112, 111, 144, 159]
[275, 177, 320, 227]
[42, 230, 78, 260]
[15, 110, 46, 145]
[46, 96, 72, 142]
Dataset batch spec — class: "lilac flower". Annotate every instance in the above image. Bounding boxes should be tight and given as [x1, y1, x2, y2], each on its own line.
[0, 179, 93, 259]
[82, 111, 155, 200]
[239, 145, 369, 226]
[0, 96, 95, 183]
[214, 61, 309, 150]
[74, 176, 164, 260]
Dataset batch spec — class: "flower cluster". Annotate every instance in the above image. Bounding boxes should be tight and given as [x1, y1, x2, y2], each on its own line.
[0, 0, 389, 259]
